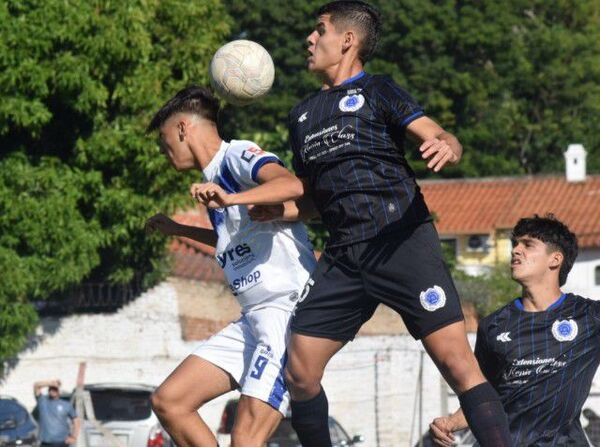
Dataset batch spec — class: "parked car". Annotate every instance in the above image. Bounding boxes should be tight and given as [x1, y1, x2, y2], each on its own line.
[217, 398, 364, 447]
[81, 383, 173, 447]
[0, 395, 39, 447]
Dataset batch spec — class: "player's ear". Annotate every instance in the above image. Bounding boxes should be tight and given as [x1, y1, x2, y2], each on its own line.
[178, 120, 186, 142]
[342, 30, 355, 51]
[549, 250, 563, 270]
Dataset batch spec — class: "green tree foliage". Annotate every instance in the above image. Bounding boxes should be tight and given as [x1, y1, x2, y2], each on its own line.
[0, 0, 231, 360]
[223, 0, 600, 177]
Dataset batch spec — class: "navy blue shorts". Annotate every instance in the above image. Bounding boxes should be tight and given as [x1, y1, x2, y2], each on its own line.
[291, 222, 464, 341]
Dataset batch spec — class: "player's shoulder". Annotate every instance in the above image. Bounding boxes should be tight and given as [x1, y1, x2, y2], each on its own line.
[289, 90, 323, 120]
[226, 139, 259, 154]
[568, 293, 600, 310]
[478, 301, 516, 331]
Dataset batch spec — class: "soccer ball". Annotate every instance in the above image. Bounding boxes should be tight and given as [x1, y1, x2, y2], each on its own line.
[209, 40, 275, 106]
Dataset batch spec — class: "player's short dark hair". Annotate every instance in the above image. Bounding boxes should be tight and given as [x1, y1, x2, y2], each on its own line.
[317, 1, 381, 63]
[147, 85, 219, 133]
[511, 214, 578, 286]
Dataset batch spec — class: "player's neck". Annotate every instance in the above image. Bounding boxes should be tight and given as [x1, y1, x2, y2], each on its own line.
[520, 282, 563, 312]
[320, 58, 364, 89]
[189, 125, 223, 171]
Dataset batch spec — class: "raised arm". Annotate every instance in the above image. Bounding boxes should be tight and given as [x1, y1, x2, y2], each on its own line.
[33, 379, 59, 397]
[406, 116, 462, 173]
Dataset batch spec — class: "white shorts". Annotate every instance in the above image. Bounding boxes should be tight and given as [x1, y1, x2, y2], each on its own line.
[192, 306, 291, 415]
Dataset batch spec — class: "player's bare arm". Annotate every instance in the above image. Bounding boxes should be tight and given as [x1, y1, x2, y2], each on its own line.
[249, 178, 320, 223]
[146, 213, 217, 247]
[191, 163, 303, 210]
[407, 116, 463, 173]
[429, 408, 468, 446]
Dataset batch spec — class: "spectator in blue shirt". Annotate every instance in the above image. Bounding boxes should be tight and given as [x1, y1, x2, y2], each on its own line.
[34, 379, 80, 447]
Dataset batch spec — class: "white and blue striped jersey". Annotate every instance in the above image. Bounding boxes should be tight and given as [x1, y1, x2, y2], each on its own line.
[203, 140, 316, 312]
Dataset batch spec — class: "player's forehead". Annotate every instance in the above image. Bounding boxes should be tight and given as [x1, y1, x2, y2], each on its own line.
[511, 235, 543, 246]
[314, 14, 333, 30]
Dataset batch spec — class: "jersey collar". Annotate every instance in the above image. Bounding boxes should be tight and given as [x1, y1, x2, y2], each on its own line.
[202, 140, 229, 178]
[514, 292, 567, 312]
[340, 71, 366, 85]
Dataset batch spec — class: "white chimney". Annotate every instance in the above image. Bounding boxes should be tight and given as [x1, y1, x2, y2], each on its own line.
[564, 144, 587, 182]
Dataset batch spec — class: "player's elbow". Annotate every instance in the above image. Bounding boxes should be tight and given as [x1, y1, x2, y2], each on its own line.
[284, 176, 305, 201]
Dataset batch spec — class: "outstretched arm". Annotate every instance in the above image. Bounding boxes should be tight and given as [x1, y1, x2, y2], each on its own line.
[191, 163, 303, 209]
[248, 178, 320, 223]
[146, 213, 217, 247]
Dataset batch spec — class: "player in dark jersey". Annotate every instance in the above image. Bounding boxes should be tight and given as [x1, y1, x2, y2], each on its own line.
[430, 215, 599, 446]
[250, 2, 511, 446]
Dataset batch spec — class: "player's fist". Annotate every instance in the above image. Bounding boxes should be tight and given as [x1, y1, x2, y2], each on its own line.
[146, 213, 180, 236]
[429, 417, 456, 446]
[190, 182, 233, 209]
[419, 138, 459, 172]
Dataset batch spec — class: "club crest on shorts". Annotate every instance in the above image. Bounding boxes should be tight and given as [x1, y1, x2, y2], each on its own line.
[552, 319, 578, 342]
[339, 94, 365, 112]
[420, 285, 446, 312]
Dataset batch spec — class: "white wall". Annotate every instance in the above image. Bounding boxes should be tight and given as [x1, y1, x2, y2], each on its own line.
[565, 248, 600, 300]
[2, 281, 600, 447]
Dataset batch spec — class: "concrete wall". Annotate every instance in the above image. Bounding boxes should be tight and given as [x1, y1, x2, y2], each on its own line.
[565, 248, 600, 299]
[2, 279, 600, 446]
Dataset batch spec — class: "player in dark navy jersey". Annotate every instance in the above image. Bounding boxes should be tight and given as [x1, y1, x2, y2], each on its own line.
[250, 2, 511, 446]
[430, 215, 599, 446]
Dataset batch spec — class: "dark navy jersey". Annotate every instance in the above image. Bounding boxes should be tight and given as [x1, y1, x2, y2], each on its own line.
[289, 72, 431, 247]
[476, 293, 600, 446]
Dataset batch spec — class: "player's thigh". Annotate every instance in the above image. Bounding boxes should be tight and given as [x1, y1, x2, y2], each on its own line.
[286, 333, 345, 386]
[291, 246, 373, 342]
[231, 395, 283, 444]
[153, 355, 237, 414]
[422, 321, 485, 393]
[361, 222, 464, 340]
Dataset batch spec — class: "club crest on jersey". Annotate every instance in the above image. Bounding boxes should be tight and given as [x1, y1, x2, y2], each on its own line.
[420, 285, 446, 312]
[552, 319, 578, 342]
[339, 94, 365, 112]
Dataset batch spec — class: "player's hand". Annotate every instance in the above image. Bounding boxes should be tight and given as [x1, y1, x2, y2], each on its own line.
[65, 436, 77, 445]
[429, 417, 456, 446]
[190, 182, 233, 209]
[419, 138, 459, 172]
[145, 213, 180, 236]
[248, 204, 285, 222]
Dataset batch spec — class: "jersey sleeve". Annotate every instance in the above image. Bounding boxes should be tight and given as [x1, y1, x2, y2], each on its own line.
[224, 143, 284, 188]
[474, 322, 501, 388]
[376, 76, 424, 132]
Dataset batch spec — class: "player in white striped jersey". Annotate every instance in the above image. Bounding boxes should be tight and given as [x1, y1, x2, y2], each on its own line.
[145, 86, 316, 447]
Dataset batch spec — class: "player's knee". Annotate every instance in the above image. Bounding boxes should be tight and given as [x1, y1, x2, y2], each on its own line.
[284, 364, 321, 397]
[150, 390, 170, 418]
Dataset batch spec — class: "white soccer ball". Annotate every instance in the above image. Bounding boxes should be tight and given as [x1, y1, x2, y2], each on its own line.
[209, 40, 275, 106]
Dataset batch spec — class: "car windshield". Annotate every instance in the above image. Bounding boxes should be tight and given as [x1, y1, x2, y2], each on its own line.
[88, 389, 152, 421]
[0, 400, 28, 428]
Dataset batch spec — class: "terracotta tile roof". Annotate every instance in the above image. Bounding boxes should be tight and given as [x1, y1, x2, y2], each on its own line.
[421, 174, 600, 248]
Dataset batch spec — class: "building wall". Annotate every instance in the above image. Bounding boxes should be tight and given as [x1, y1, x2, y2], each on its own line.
[564, 248, 600, 299]
[3, 279, 600, 446]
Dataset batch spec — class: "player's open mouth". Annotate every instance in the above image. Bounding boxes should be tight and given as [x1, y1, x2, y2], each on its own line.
[511, 258, 522, 266]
